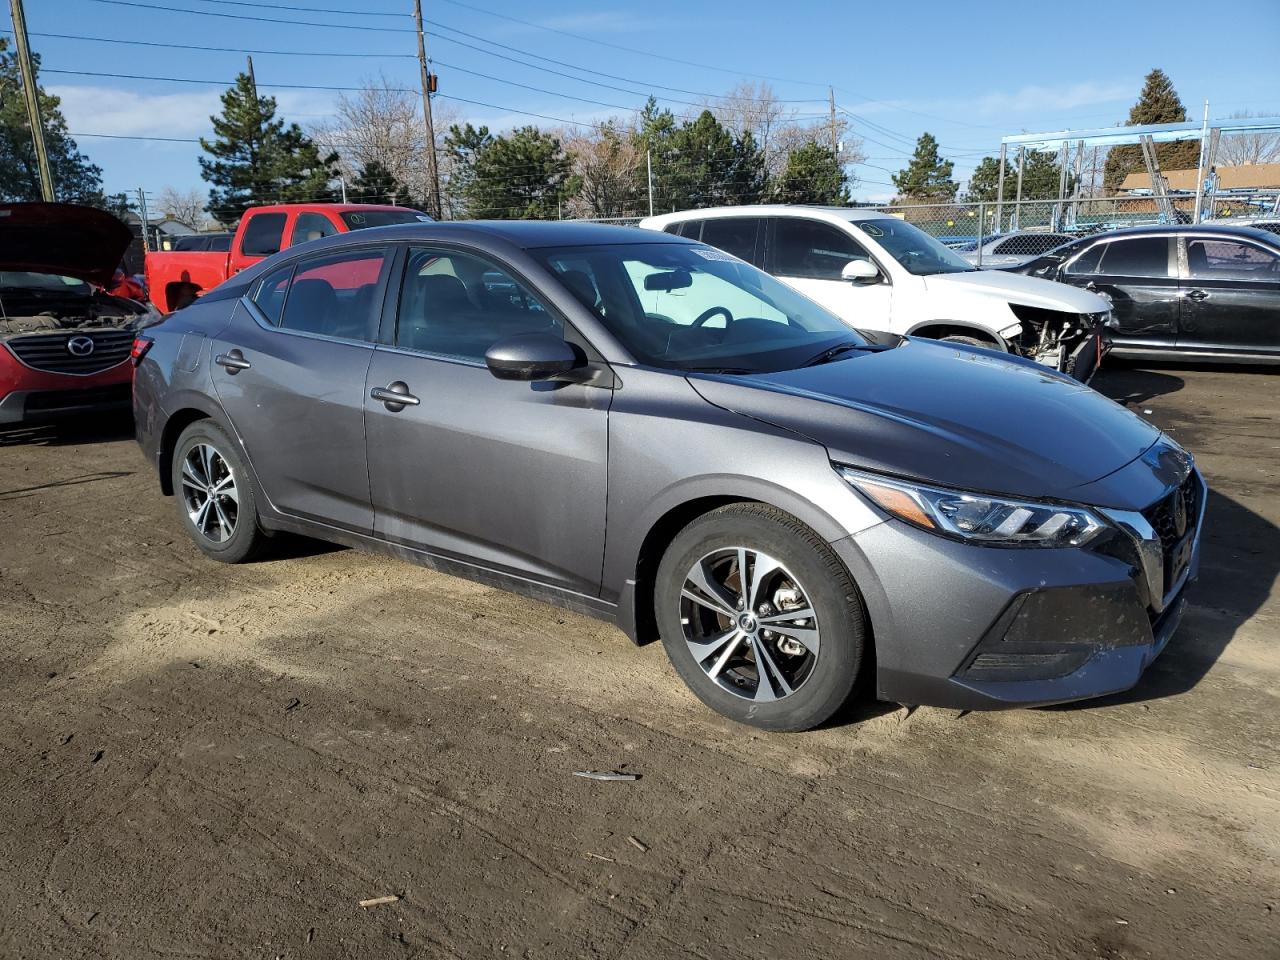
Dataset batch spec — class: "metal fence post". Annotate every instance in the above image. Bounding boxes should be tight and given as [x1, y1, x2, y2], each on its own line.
[975, 202, 985, 267]
[994, 143, 1006, 234]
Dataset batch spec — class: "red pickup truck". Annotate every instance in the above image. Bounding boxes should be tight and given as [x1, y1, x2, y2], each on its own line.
[145, 203, 429, 313]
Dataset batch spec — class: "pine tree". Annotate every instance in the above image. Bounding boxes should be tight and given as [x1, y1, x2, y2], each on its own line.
[199, 73, 340, 221]
[892, 133, 958, 202]
[773, 141, 848, 204]
[1102, 69, 1200, 193]
[0, 38, 123, 208]
[641, 107, 767, 211]
[965, 150, 1074, 202]
[351, 160, 409, 206]
[463, 126, 575, 219]
[441, 123, 493, 217]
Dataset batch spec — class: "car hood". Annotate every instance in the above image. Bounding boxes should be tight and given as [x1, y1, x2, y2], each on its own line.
[924, 268, 1108, 313]
[0, 202, 134, 287]
[687, 338, 1162, 508]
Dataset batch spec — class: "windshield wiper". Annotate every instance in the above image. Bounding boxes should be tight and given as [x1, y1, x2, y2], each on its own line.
[800, 341, 889, 367]
[681, 365, 758, 375]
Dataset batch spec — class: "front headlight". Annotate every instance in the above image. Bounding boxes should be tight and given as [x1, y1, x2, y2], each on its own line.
[837, 466, 1106, 548]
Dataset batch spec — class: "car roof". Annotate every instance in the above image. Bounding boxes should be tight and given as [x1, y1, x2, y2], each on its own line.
[641, 205, 895, 229]
[1077, 223, 1280, 242]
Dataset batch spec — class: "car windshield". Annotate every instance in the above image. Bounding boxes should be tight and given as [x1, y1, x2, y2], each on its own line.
[850, 218, 976, 275]
[535, 242, 865, 374]
[0, 271, 91, 295]
[339, 210, 431, 229]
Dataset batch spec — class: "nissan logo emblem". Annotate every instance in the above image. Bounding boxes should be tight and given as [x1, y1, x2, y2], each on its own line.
[67, 336, 95, 357]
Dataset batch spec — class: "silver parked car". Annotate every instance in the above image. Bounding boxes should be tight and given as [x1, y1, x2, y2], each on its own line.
[960, 231, 1077, 269]
[133, 222, 1205, 730]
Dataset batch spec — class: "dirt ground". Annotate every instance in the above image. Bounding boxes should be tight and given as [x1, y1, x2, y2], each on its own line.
[0, 363, 1276, 960]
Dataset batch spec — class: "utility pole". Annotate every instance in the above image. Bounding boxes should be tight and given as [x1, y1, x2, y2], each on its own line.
[245, 55, 259, 101]
[646, 149, 654, 218]
[828, 86, 839, 157]
[10, 0, 53, 201]
[137, 187, 152, 253]
[413, 0, 443, 219]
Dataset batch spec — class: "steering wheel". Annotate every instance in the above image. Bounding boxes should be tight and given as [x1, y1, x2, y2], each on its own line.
[692, 306, 733, 328]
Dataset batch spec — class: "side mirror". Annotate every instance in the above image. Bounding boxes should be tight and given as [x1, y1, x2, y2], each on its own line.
[485, 332, 580, 381]
[842, 259, 881, 284]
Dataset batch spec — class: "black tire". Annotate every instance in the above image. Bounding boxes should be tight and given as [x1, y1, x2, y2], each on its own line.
[171, 420, 266, 563]
[655, 503, 867, 731]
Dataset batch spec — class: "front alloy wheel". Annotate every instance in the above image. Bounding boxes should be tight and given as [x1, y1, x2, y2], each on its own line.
[681, 547, 820, 702]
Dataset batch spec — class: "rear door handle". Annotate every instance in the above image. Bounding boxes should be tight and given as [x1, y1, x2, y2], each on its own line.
[214, 349, 251, 373]
[1185, 288, 1209, 301]
[370, 381, 420, 411]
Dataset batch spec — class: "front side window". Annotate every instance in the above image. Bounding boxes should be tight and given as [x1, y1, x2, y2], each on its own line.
[772, 219, 870, 280]
[699, 217, 760, 263]
[536, 242, 863, 374]
[1064, 243, 1106, 276]
[275, 249, 388, 341]
[850, 218, 974, 276]
[240, 213, 287, 257]
[290, 212, 339, 247]
[395, 248, 561, 361]
[1186, 238, 1279, 282]
[1097, 237, 1170, 278]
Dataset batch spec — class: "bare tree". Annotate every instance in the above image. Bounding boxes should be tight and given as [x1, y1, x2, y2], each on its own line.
[1215, 111, 1280, 167]
[157, 186, 207, 229]
[311, 76, 461, 212]
[562, 120, 644, 219]
[700, 81, 864, 185]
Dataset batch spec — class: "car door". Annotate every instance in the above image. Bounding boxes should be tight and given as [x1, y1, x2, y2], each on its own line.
[363, 245, 611, 596]
[1179, 235, 1280, 356]
[211, 246, 391, 533]
[1059, 235, 1178, 347]
[765, 217, 892, 328]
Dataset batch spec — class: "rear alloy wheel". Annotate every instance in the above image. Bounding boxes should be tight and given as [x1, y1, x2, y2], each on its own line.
[172, 421, 265, 563]
[656, 503, 866, 731]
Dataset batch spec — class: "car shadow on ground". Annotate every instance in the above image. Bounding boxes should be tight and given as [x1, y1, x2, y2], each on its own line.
[1053, 487, 1280, 710]
[0, 412, 136, 448]
[1091, 365, 1187, 407]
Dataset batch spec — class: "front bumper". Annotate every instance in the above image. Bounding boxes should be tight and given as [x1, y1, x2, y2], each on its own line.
[834, 469, 1205, 710]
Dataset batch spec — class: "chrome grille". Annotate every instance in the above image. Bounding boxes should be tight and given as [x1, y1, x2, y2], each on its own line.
[5, 329, 134, 375]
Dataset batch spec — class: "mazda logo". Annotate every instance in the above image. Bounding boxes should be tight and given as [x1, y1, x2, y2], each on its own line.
[66, 336, 95, 357]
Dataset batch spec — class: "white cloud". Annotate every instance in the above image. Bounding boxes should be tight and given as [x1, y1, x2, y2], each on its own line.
[856, 80, 1133, 122]
[49, 85, 342, 141]
[538, 11, 651, 33]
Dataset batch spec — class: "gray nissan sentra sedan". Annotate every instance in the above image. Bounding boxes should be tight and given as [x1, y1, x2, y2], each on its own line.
[133, 221, 1206, 731]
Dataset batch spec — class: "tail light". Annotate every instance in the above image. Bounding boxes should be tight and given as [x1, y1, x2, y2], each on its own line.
[130, 335, 154, 366]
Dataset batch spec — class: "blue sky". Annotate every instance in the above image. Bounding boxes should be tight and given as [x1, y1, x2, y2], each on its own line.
[16, 0, 1280, 205]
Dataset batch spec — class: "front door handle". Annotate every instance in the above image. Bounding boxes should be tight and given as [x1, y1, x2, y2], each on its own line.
[1185, 288, 1210, 302]
[370, 381, 420, 412]
[214, 349, 251, 373]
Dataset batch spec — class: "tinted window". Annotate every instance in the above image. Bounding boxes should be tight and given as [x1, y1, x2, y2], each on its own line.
[994, 234, 1073, 256]
[251, 264, 294, 325]
[240, 213, 287, 257]
[699, 218, 760, 263]
[1186, 238, 1279, 282]
[208, 234, 231, 252]
[396, 248, 561, 361]
[1098, 237, 1169, 278]
[277, 250, 387, 341]
[661, 222, 685, 237]
[1064, 242, 1106, 276]
[290, 212, 339, 247]
[773, 219, 870, 279]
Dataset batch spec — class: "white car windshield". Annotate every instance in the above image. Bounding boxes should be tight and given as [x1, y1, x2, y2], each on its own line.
[852, 219, 976, 276]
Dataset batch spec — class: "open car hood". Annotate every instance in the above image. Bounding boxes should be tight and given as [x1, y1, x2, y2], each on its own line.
[0, 203, 134, 288]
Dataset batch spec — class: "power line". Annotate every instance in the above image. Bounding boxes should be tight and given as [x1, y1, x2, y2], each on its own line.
[17, 28, 415, 58]
[78, 0, 413, 33]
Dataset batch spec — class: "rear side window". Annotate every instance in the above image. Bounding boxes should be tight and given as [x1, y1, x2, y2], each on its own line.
[1185, 238, 1279, 281]
[278, 250, 388, 341]
[290, 212, 340, 247]
[1098, 237, 1170, 278]
[699, 218, 760, 263]
[208, 234, 231, 252]
[240, 213, 287, 257]
[772, 218, 871, 280]
[251, 264, 294, 325]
